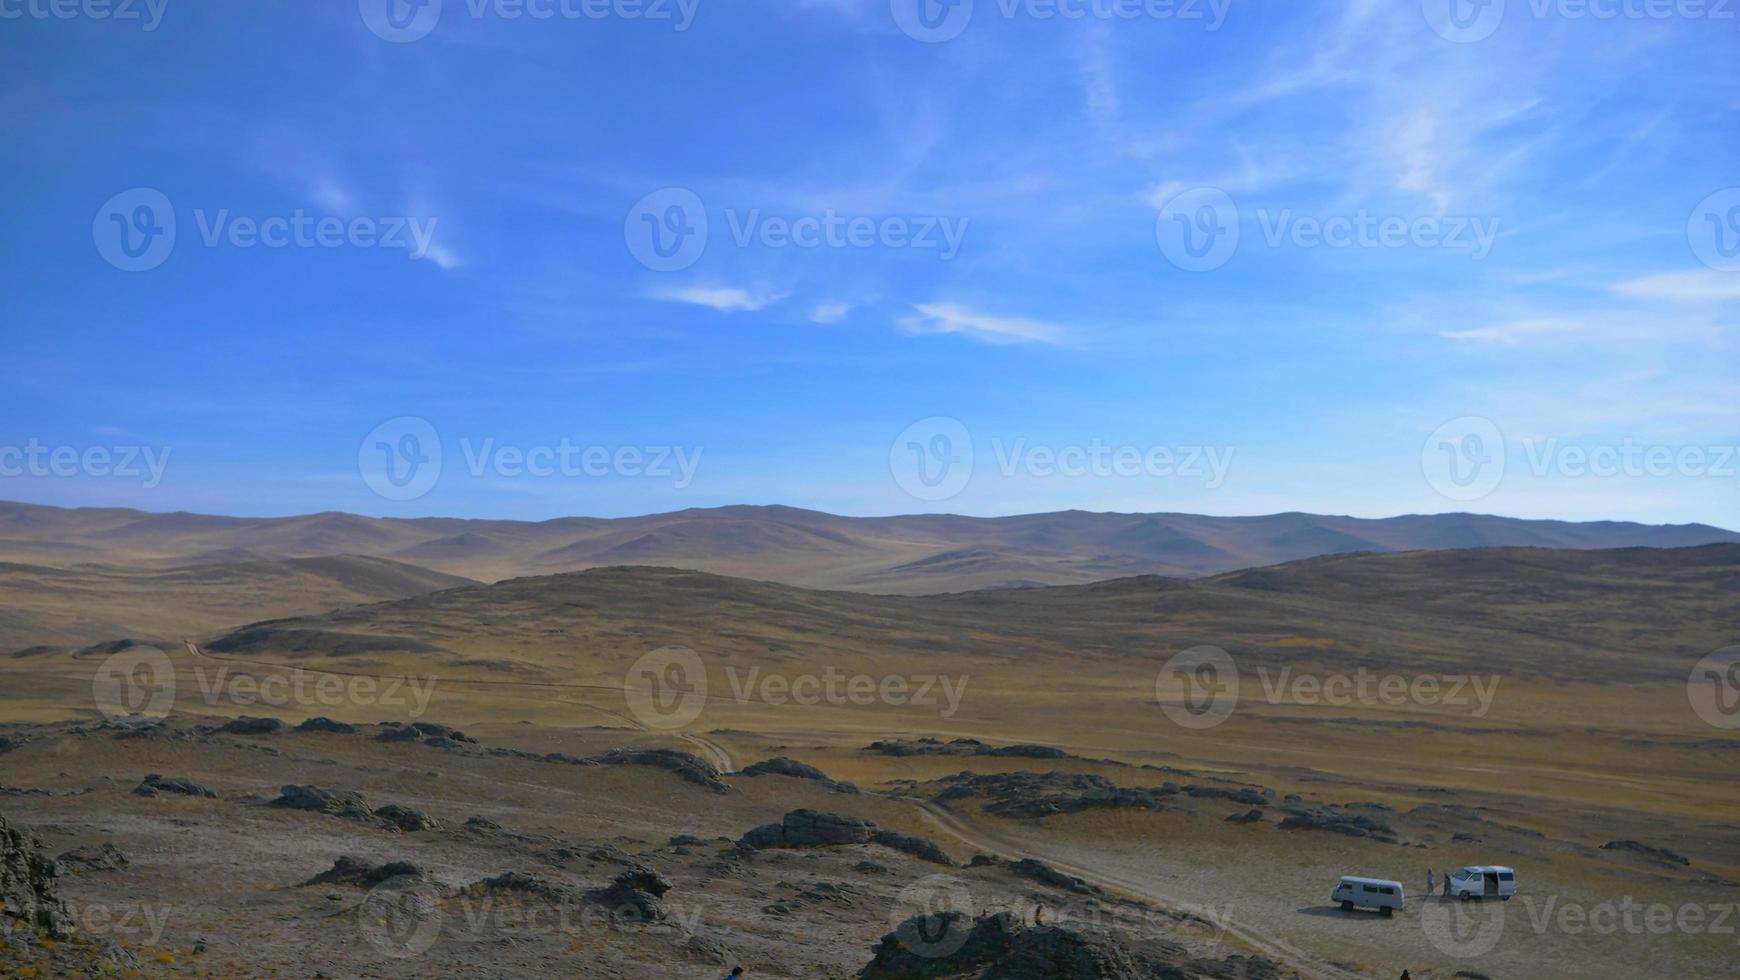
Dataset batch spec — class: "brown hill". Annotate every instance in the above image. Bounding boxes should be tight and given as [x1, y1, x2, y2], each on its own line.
[0, 555, 476, 652]
[199, 544, 1740, 686]
[0, 499, 1733, 593]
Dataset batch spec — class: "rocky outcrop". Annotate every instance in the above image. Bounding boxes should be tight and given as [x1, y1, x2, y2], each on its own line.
[220, 716, 284, 735]
[273, 784, 373, 820]
[1, 814, 68, 938]
[271, 785, 439, 832]
[134, 773, 218, 798]
[739, 809, 874, 851]
[302, 856, 427, 888]
[740, 757, 859, 794]
[591, 749, 730, 793]
[1601, 840, 1690, 866]
[869, 831, 953, 866]
[1275, 806, 1396, 842]
[296, 717, 358, 734]
[1009, 858, 1102, 897]
[56, 843, 128, 873]
[867, 738, 1073, 760]
[861, 910, 1286, 980]
[587, 868, 673, 922]
[862, 911, 1140, 979]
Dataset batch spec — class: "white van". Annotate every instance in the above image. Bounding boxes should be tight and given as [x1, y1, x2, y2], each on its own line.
[1448, 865, 1516, 901]
[1331, 876, 1404, 915]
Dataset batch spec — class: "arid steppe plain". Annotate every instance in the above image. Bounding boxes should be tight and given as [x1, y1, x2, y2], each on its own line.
[1, 503, 1737, 979]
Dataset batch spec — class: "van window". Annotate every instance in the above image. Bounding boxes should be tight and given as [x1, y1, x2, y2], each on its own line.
[1498, 873, 1514, 881]
[1362, 884, 1377, 893]
[1380, 886, 1395, 895]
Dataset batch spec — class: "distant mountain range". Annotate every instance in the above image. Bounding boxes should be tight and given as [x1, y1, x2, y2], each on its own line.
[1, 500, 1734, 594]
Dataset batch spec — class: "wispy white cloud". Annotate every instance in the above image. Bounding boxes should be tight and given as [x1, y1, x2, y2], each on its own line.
[311, 178, 354, 213]
[652, 284, 786, 313]
[1611, 269, 1740, 303]
[416, 241, 464, 271]
[900, 303, 1066, 345]
[809, 302, 850, 324]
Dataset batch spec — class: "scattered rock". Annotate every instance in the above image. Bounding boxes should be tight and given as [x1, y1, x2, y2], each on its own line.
[868, 738, 1073, 760]
[592, 749, 730, 793]
[1226, 808, 1265, 824]
[740, 757, 859, 794]
[220, 716, 284, 735]
[272, 785, 373, 820]
[1601, 840, 1690, 866]
[1, 812, 69, 938]
[738, 810, 873, 851]
[587, 867, 673, 921]
[466, 871, 576, 902]
[135, 773, 217, 799]
[296, 718, 358, 734]
[1009, 858, 1102, 897]
[1276, 806, 1396, 842]
[56, 843, 128, 872]
[303, 856, 426, 888]
[870, 830, 953, 866]
[375, 804, 441, 833]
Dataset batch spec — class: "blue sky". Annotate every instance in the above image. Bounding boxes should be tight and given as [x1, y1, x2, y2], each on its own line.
[2, 0, 1737, 525]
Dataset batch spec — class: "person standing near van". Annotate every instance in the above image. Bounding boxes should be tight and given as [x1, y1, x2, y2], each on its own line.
[1426, 868, 1434, 895]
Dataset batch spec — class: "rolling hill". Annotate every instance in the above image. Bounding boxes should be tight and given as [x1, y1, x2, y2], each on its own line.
[1, 499, 1733, 592]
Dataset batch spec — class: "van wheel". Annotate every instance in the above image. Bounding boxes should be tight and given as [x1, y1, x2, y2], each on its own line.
[1340, 901, 1353, 912]
[1501, 896, 1511, 902]
[1459, 892, 1471, 902]
[1380, 907, 1393, 917]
